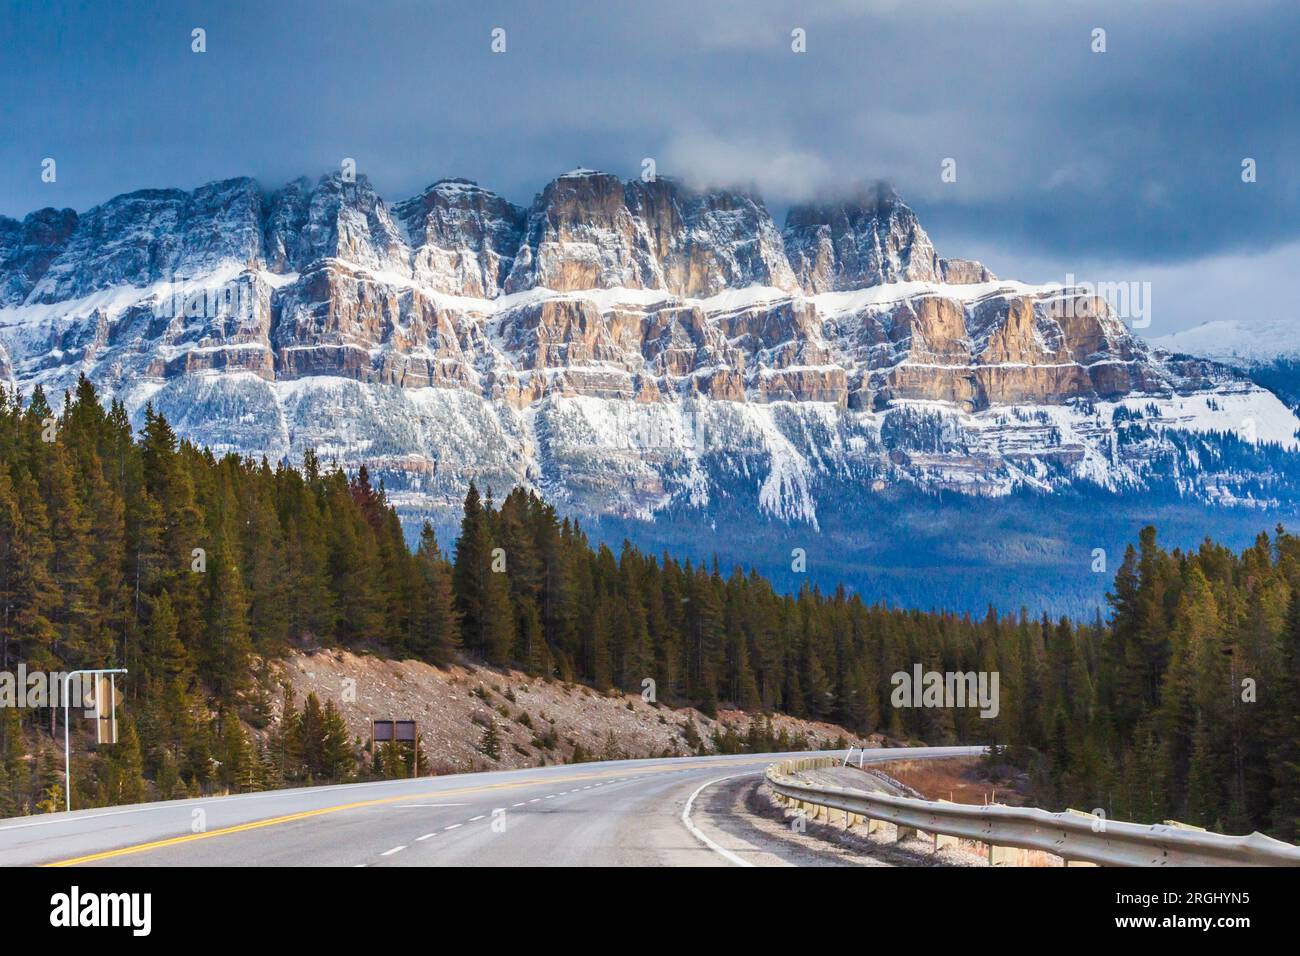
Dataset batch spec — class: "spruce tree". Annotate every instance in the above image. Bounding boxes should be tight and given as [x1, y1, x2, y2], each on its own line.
[453, 483, 492, 656]
[414, 521, 460, 664]
[320, 701, 354, 781]
[1270, 591, 1300, 840]
[479, 719, 502, 761]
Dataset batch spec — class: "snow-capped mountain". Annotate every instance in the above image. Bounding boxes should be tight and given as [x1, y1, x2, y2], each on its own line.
[3, 168, 1299, 535]
[782, 182, 994, 291]
[1152, 318, 1300, 369]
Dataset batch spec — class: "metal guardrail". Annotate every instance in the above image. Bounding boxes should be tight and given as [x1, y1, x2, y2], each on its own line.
[766, 757, 1300, 867]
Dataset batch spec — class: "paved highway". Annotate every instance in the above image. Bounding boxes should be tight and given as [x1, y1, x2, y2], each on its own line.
[0, 746, 980, 866]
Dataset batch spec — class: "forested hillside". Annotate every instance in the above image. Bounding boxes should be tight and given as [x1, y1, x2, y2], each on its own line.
[1, 378, 1299, 840]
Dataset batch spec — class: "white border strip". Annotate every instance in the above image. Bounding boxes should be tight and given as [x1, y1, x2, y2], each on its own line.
[681, 774, 755, 867]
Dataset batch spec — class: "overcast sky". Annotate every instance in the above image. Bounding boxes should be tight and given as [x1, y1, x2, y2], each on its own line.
[1, 0, 1296, 336]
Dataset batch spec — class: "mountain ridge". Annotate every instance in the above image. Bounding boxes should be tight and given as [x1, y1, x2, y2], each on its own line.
[1, 170, 997, 303]
[1152, 317, 1300, 368]
[2, 167, 1298, 543]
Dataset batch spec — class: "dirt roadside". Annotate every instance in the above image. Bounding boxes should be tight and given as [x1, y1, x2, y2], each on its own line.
[273, 648, 882, 772]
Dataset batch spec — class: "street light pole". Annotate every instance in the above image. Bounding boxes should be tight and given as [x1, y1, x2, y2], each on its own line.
[61, 668, 128, 812]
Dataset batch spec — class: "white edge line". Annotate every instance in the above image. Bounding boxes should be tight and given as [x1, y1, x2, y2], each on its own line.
[681, 774, 756, 868]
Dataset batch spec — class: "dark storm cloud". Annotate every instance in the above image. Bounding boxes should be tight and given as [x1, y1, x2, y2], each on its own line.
[0, 0, 1295, 327]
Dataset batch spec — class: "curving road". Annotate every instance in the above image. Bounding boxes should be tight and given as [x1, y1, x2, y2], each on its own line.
[0, 746, 980, 867]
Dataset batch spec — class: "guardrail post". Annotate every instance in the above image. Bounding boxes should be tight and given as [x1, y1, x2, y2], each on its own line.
[987, 843, 1025, 866]
[933, 799, 959, 852]
[934, 831, 959, 852]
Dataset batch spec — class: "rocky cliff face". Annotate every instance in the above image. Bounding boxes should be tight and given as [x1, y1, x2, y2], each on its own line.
[782, 183, 995, 293]
[394, 179, 525, 298]
[0, 207, 80, 307]
[2, 169, 1297, 530]
[22, 179, 265, 305]
[503, 170, 795, 296]
[784, 183, 941, 291]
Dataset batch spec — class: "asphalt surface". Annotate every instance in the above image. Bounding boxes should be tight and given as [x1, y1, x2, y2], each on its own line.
[0, 746, 980, 866]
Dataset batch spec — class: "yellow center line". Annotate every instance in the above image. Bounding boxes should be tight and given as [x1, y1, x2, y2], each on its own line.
[42, 758, 756, 867]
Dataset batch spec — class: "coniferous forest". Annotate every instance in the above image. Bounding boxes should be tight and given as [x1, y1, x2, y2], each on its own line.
[2, 377, 1300, 840]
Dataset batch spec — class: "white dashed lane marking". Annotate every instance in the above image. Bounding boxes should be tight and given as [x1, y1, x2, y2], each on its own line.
[377, 766, 744, 867]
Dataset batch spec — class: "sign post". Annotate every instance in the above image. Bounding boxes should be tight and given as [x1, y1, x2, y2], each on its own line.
[62, 668, 128, 812]
[370, 719, 419, 777]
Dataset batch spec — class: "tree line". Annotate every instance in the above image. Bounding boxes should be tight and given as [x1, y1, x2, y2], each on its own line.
[1, 377, 1299, 839]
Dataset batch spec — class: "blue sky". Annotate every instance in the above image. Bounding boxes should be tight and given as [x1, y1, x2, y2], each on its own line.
[1, 0, 1297, 335]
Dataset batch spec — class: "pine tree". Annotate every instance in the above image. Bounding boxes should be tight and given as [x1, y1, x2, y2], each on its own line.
[299, 692, 327, 780]
[218, 712, 255, 793]
[324, 488, 384, 644]
[35, 743, 64, 814]
[1270, 590, 1300, 840]
[202, 524, 253, 702]
[240, 476, 291, 652]
[320, 701, 354, 781]
[145, 592, 191, 686]
[379, 739, 407, 778]
[479, 719, 502, 760]
[515, 598, 551, 675]
[0, 471, 61, 674]
[276, 686, 304, 782]
[483, 560, 516, 667]
[156, 749, 182, 800]
[413, 521, 460, 664]
[453, 483, 492, 656]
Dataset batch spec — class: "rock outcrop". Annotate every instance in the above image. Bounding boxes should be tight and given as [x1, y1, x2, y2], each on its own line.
[394, 179, 525, 298]
[504, 170, 796, 296]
